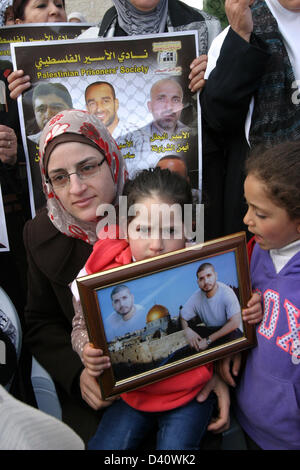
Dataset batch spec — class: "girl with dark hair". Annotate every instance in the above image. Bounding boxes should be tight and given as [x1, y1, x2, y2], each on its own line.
[220, 140, 300, 450]
[71, 166, 219, 450]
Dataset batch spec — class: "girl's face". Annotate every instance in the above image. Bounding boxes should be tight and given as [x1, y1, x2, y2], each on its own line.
[47, 141, 116, 223]
[127, 195, 186, 261]
[16, 0, 67, 23]
[243, 173, 300, 250]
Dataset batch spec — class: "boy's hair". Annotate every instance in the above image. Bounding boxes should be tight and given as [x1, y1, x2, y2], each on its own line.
[246, 141, 300, 220]
[122, 167, 193, 224]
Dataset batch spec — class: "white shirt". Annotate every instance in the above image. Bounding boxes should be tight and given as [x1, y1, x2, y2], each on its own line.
[270, 239, 300, 273]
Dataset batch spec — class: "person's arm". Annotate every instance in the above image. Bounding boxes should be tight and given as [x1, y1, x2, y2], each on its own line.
[200, 0, 270, 134]
[196, 372, 230, 433]
[210, 312, 240, 343]
[24, 232, 83, 396]
[180, 316, 203, 351]
[71, 295, 111, 377]
[196, 312, 241, 351]
[216, 353, 242, 387]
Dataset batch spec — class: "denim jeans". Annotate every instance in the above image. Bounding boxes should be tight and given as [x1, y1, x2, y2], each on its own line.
[88, 394, 216, 450]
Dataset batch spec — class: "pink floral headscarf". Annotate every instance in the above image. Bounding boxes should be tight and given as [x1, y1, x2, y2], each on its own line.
[39, 109, 127, 245]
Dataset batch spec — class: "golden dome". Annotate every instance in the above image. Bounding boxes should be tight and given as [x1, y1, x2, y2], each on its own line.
[146, 304, 169, 323]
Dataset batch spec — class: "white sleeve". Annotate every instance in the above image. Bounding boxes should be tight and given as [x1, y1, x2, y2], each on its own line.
[180, 292, 200, 322]
[204, 26, 230, 79]
[223, 287, 241, 319]
[77, 26, 100, 39]
[70, 266, 88, 301]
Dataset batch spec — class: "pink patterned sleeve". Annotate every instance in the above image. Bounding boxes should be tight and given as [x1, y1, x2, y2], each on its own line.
[71, 296, 89, 361]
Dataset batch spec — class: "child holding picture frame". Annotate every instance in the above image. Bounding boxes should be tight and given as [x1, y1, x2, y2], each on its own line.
[71, 167, 262, 450]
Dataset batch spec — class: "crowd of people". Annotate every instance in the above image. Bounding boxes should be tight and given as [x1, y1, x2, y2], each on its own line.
[0, 0, 299, 452]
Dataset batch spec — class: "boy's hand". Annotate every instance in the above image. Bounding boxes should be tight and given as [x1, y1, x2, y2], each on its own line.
[242, 292, 262, 324]
[82, 343, 111, 377]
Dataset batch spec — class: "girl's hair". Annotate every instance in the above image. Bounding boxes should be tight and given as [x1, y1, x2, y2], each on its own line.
[122, 167, 193, 224]
[245, 141, 300, 220]
[13, 0, 66, 21]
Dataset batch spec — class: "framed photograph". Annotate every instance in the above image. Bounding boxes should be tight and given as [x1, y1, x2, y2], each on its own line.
[76, 232, 255, 399]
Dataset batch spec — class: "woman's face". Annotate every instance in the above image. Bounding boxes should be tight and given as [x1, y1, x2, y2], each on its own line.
[278, 0, 300, 10]
[47, 141, 116, 223]
[129, 0, 161, 12]
[16, 0, 67, 24]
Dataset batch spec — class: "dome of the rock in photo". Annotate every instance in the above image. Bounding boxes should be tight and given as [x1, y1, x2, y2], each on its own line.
[146, 304, 169, 323]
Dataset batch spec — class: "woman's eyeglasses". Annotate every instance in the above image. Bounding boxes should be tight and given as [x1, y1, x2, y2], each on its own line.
[47, 159, 105, 189]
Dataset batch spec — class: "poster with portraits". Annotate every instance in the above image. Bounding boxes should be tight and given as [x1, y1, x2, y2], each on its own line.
[11, 31, 200, 216]
[0, 23, 93, 234]
[0, 185, 9, 252]
[0, 23, 93, 63]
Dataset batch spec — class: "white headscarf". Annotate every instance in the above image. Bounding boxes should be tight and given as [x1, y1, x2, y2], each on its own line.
[112, 0, 168, 35]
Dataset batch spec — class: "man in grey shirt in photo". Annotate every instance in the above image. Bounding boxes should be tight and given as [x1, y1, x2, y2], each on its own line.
[180, 262, 242, 352]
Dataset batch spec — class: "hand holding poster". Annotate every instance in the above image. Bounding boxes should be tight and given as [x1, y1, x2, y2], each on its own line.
[11, 32, 201, 216]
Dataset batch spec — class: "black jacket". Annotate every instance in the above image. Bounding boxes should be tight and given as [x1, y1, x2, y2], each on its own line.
[23, 208, 102, 442]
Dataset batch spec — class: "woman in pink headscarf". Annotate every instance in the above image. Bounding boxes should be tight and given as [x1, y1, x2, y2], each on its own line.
[23, 109, 126, 443]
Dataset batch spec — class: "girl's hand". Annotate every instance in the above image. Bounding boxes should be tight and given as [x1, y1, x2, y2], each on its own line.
[82, 343, 111, 377]
[188, 54, 208, 93]
[242, 292, 262, 324]
[197, 373, 230, 433]
[79, 368, 116, 410]
[7, 70, 31, 100]
[216, 353, 242, 387]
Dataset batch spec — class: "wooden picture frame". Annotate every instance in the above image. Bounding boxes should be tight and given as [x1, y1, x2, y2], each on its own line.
[76, 232, 255, 399]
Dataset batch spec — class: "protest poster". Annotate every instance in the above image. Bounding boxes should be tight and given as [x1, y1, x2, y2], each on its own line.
[0, 23, 93, 222]
[0, 23, 93, 62]
[11, 31, 201, 216]
[0, 185, 9, 252]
